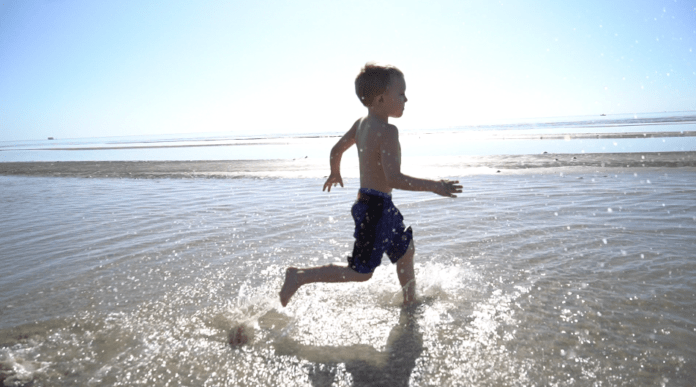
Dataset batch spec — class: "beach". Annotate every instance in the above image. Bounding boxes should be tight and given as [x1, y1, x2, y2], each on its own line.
[2, 113, 696, 386]
[0, 151, 694, 179]
[1, 151, 695, 386]
[4, 0, 696, 382]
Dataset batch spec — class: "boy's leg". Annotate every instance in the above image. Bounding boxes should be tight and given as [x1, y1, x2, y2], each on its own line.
[279, 264, 373, 307]
[396, 240, 416, 305]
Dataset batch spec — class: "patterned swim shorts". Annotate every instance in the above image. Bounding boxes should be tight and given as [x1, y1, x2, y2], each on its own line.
[347, 188, 413, 273]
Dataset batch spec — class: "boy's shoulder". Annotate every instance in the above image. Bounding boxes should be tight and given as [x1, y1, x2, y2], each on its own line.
[354, 118, 399, 149]
[357, 116, 399, 135]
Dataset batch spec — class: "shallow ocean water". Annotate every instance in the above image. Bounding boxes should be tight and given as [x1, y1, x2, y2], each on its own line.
[1, 169, 695, 386]
[1, 111, 694, 163]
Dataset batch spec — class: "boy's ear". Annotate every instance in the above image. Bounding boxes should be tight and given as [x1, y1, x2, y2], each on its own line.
[378, 95, 384, 104]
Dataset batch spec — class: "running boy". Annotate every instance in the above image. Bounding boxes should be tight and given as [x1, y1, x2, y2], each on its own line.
[279, 63, 462, 306]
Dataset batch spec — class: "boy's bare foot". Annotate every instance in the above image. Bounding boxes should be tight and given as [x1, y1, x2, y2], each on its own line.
[279, 267, 301, 307]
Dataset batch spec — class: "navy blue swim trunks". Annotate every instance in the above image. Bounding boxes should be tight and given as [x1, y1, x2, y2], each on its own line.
[348, 188, 413, 274]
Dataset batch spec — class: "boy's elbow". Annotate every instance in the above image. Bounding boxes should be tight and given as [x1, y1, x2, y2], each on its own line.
[331, 142, 349, 156]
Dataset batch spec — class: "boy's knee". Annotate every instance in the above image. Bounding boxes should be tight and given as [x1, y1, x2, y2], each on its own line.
[405, 239, 415, 256]
[397, 240, 415, 266]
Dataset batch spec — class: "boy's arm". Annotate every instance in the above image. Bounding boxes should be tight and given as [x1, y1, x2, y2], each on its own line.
[381, 126, 462, 197]
[323, 120, 358, 192]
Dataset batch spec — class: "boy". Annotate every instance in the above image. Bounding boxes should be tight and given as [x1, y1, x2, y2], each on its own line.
[279, 63, 462, 307]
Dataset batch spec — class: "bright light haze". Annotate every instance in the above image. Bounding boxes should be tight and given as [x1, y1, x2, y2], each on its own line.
[1, 0, 694, 141]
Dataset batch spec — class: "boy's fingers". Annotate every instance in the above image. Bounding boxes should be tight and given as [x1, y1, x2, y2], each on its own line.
[323, 178, 343, 192]
[441, 180, 462, 193]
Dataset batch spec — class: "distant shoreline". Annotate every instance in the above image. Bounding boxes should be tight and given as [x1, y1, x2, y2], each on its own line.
[477, 130, 696, 141]
[1, 151, 694, 179]
[1, 131, 694, 152]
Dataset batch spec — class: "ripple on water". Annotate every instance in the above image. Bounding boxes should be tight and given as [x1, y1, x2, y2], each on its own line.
[1, 172, 695, 385]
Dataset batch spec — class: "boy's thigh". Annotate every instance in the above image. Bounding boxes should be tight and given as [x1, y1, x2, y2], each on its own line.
[386, 226, 413, 264]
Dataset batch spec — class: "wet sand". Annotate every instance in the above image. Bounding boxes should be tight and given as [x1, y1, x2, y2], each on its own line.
[1, 152, 695, 179]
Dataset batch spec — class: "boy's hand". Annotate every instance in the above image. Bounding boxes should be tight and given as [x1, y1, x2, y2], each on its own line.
[323, 173, 344, 192]
[435, 179, 462, 198]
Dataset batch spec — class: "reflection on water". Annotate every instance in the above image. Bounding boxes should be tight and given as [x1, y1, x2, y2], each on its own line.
[1, 133, 694, 162]
[1, 112, 694, 162]
[0, 173, 695, 386]
[274, 305, 423, 387]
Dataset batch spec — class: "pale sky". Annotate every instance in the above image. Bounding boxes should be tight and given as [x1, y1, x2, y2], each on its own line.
[1, 0, 694, 141]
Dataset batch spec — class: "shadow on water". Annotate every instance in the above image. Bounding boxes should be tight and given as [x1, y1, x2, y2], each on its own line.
[273, 305, 424, 387]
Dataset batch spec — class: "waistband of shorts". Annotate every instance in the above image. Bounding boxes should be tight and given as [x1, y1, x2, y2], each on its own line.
[358, 188, 392, 200]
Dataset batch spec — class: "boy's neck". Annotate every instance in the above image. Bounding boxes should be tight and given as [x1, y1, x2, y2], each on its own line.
[367, 108, 390, 124]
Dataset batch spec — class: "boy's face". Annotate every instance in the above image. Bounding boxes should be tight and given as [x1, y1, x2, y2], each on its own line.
[381, 74, 407, 118]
